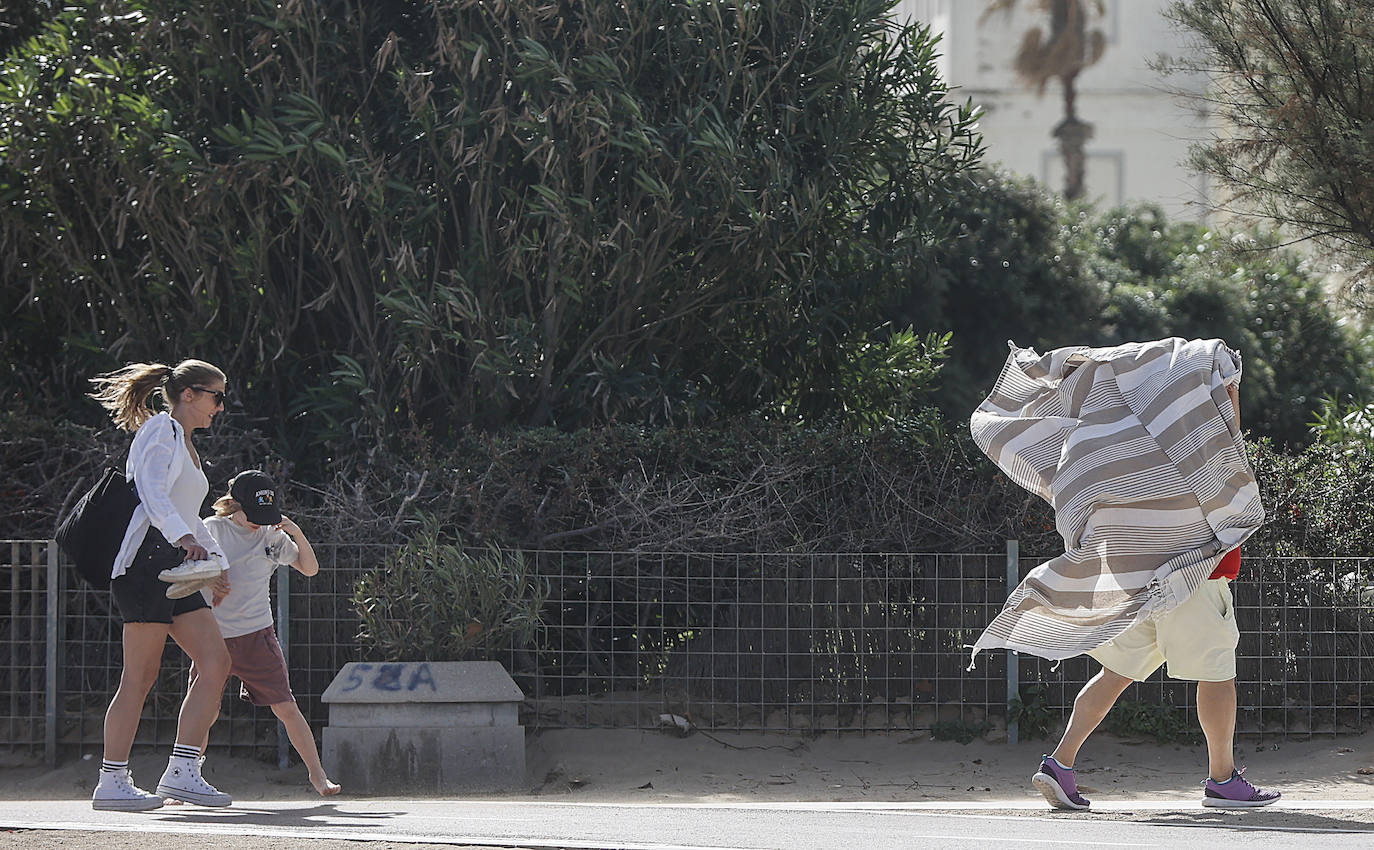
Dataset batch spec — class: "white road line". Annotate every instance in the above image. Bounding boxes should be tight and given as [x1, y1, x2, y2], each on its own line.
[4, 798, 1372, 850]
[374, 803, 1374, 832]
[0, 821, 759, 850]
[285, 798, 1374, 812]
[2, 821, 1161, 849]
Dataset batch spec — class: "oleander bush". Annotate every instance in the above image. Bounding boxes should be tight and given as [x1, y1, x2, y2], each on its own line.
[352, 517, 548, 662]
[0, 0, 980, 464]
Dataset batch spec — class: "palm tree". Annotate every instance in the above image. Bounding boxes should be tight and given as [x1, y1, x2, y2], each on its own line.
[983, 0, 1107, 200]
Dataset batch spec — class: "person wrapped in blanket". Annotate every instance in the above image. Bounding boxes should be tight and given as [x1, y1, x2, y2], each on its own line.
[970, 339, 1278, 811]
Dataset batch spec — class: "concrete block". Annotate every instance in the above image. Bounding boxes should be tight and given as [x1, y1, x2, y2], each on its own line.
[321, 661, 526, 793]
[328, 700, 517, 728]
[322, 661, 524, 704]
[323, 725, 526, 793]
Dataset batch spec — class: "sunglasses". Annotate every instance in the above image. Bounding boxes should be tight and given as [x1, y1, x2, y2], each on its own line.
[190, 386, 227, 405]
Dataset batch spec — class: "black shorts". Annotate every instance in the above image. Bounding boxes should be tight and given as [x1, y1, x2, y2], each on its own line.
[111, 529, 210, 624]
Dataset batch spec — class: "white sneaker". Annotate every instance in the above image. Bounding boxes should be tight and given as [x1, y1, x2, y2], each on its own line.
[165, 573, 219, 599]
[158, 555, 225, 584]
[156, 759, 232, 807]
[92, 770, 164, 811]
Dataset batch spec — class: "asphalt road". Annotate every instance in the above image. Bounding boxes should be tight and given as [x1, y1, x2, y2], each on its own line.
[4, 799, 1374, 849]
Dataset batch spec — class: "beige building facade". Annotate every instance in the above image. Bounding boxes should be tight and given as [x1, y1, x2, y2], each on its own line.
[897, 0, 1211, 220]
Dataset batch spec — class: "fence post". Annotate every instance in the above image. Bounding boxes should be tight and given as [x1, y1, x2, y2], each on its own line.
[45, 540, 59, 769]
[276, 565, 290, 770]
[1006, 538, 1019, 746]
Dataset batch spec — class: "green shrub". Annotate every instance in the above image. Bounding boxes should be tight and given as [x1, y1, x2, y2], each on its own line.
[899, 170, 1103, 420]
[1247, 437, 1374, 556]
[896, 172, 1374, 449]
[1095, 222, 1373, 449]
[1309, 396, 1374, 448]
[1008, 683, 1056, 740]
[352, 518, 548, 662]
[0, 0, 980, 458]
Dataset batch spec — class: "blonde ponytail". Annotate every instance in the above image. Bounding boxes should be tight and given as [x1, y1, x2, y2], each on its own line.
[88, 362, 172, 432]
[88, 358, 227, 432]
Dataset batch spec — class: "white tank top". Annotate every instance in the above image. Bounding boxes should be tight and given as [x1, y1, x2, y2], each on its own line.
[167, 453, 209, 540]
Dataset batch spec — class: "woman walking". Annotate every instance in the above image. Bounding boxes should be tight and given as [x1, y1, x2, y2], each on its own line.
[87, 360, 234, 811]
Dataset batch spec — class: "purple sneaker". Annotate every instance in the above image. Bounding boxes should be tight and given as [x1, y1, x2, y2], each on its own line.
[1202, 768, 1280, 808]
[1032, 755, 1091, 810]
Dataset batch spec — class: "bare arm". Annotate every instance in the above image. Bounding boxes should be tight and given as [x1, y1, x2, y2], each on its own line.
[278, 516, 319, 576]
[210, 571, 231, 606]
[1226, 383, 1241, 432]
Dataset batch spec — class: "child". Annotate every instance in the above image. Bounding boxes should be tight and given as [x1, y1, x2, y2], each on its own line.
[195, 469, 341, 796]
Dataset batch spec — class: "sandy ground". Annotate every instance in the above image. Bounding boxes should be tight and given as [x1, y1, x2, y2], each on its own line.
[6, 727, 1374, 804]
[4, 728, 1374, 847]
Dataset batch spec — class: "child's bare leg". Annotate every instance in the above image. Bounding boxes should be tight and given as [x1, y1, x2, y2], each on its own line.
[269, 700, 340, 795]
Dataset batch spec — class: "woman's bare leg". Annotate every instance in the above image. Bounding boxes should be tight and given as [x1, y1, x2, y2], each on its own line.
[103, 623, 172, 761]
[167, 608, 230, 747]
[187, 665, 221, 755]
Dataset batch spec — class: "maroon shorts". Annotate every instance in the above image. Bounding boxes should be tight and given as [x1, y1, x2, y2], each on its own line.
[193, 625, 295, 706]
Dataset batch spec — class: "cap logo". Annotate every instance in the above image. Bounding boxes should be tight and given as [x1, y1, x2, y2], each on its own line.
[255, 489, 274, 506]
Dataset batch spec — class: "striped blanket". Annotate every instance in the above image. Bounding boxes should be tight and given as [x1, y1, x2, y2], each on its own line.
[969, 337, 1264, 663]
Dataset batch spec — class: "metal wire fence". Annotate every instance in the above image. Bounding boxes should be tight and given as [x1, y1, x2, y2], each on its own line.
[4, 541, 1373, 766]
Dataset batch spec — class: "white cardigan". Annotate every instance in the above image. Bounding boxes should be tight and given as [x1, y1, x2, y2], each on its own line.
[110, 412, 222, 580]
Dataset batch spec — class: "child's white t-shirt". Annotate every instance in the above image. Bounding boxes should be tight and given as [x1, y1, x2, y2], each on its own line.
[204, 515, 300, 639]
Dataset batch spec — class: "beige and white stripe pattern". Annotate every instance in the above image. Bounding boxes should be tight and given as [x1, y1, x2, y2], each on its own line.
[969, 337, 1264, 663]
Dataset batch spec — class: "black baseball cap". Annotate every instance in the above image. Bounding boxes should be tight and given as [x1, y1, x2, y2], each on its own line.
[230, 469, 282, 525]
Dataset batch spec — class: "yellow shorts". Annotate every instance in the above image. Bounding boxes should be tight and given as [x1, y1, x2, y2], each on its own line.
[1087, 578, 1239, 682]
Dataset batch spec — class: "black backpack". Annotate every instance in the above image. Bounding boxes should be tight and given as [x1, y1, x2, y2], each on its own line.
[55, 467, 140, 589]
